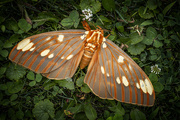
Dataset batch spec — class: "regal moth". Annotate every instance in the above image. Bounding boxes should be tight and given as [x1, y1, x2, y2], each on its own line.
[9, 20, 155, 106]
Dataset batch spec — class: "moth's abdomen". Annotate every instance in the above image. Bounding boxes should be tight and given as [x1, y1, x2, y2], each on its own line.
[80, 43, 96, 69]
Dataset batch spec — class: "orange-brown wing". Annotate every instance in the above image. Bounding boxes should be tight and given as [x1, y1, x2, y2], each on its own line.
[9, 30, 86, 79]
[84, 38, 155, 106]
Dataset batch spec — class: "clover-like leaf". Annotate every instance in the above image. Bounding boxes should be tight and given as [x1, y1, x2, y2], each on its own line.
[130, 109, 146, 120]
[130, 32, 144, 45]
[18, 19, 32, 33]
[80, 0, 101, 14]
[33, 99, 55, 120]
[102, 0, 115, 11]
[84, 103, 97, 120]
[127, 43, 146, 55]
[6, 63, 26, 80]
[27, 71, 35, 80]
[7, 80, 24, 93]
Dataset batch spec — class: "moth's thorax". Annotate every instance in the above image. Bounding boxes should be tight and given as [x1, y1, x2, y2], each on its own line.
[79, 30, 104, 69]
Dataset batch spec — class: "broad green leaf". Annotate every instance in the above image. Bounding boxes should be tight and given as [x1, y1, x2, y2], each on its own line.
[0, 49, 8, 57]
[157, 34, 164, 40]
[149, 73, 158, 83]
[54, 110, 65, 120]
[27, 71, 35, 80]
[35, 74, 42, 82]
[29, 81, 36, 87]
[127, 43, 146, 55]
[149, 107, 159, 120]
[43, 81, 56, 90]
[102, 0, 115, 11]
[16, 110, 24, 119]
[5, 18, 19, 32]
[76, 76, 85, 87]
[6, 63, 26, 80]
[146, 27, 157, 39]
[113, 114, 123, 120]
[153, 40, 163, 48]
[149, 54, 157, 61]
[69, 104, 83, 114]
[130, 109, 146, 120]
[56, 79, 74, 90]
[3, 34, 20, 48]
[10, 94, 18, 101]
[7, 80, 24, 93]
[147, 0, 157, 10]
[69, 10, 80, 28]
[99, 15, 111, 22]
[18, 19, 32, 32]
[33, 99, 55, 120]
[116, 22, 124, 32]
[140, 20, 153, 26]
[81, 84, 91, 93]
[84, 103, 97, 120]
[80, 0, 101, 14]
[0, 84, 7, 90]
[143, 36, 153, 45]
[61, 18, 73, 28]
[104, 110, 110, 119]
[163, 1, 176, 15]
[153, 82, 164, 92]
[108, 102, 125, 116]
[138, 6, 154, 19]
[130, 32, 143, 45]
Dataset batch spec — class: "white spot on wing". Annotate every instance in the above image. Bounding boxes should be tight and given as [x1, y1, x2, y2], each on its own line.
[136, 83, 140, 89]
[66, 54, 73, 60]
[102, 42, 107, 48]
[128, 64, 132, 70]
[40, 49, 50, 57]
[103, 37, 106, 42]
[101, 66, 105, 74]
[80, 35, 85, 40]
[30, 46, 36, 51]
[107, 73, 110, 77]
[48, 53, 54, 59]
[116, 77, 121, 84]
[122, 76, 129, 86]
[145, 78, 153, 95]
[140, 80, 147, 93]
[61, 56, 64, 59]
[22, 42, 34, 51]
[45, 37, 51, 41]
[17, 39, 30, 50]
[57, 35, 64, 42]
[118, 56, 124, 63]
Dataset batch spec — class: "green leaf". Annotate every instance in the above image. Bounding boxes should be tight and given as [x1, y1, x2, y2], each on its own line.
[153, 40, 163, 48]
[99, 15, 111, 22]
[33, 99, 55, 120]
[0, 84, 7, 90]
[10, 94, 18, 101]
[138, 6, 154, 19]
[163, 1, 176, 15]
[5, 18, 19, 32]
[56, 79, 74, 90]
[29, 81, 36, 87]
[130, 32, 144, 45]
[143, 36, 153, 45]
[116, 22, 124, 32]
[6, 63, 26, 80]
[80, 0, 101, 14]
[0, 49, 8, 57]
[146, 27, 157, 39]
[54, 110, 65, 120]
[113, 114, 123, 120]
[108, 102, 125, 116]
[61, 18, 73, 28]
[35, 74, 42, 82]
[127, 43, 146, 55]
[153, 82, 164, 92]
[3, 34, 20, 48]
[130, 109, 146, 120]
[149, 107, 159, 120]
[16, 110, 24, 119]
[81, 84, 91, 93]
[149, 73, 158, 83]
[84, 103, 97, 120]
[27, 71, 35, 80]
[147, 0, 157, 10]
[76, 76, 85, 87]
[18, 19, 32, 32]
[7, 80, 24, 93]
[140, 20, 153, 26]
[102, 0, 115, 11]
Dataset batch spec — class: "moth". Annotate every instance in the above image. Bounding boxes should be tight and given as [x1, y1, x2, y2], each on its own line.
[9, 21, 155, 106]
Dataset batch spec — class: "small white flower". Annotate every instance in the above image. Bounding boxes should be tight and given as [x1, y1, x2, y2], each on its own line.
[82, 9, 93, 21]
[151, 64, 161, 74]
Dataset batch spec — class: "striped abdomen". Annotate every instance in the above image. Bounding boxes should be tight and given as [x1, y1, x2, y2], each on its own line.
[80, 43, 96, 69]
